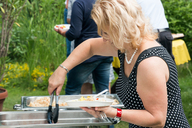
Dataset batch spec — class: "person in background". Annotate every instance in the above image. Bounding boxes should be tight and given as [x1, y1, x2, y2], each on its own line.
[55, 0, 113, 95]
[66, 0, 115, 95]
[82, 64, 115, 94]
[137, 0, 174, 60]
[111, 0, 175, 94]
[66, 0, 75, 57]
[67, 0, 93, 94]
[64, 0, 71, 57]
[67, 0, 75, 24]
[48, 0, 190, 127]
[111, 57, 120, 94]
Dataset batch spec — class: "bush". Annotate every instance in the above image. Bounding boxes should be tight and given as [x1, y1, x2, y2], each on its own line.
[8, 0, 67, 65]
[0, 0, 68, 90]
[1, 63, 53, 91]
[162, 0, 192, 57]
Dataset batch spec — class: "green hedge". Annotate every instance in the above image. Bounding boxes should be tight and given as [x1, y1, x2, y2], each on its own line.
[162, 0, 192, 57]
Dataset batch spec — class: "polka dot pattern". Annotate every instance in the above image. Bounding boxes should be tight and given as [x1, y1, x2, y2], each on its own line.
[116, 46, 190, 128]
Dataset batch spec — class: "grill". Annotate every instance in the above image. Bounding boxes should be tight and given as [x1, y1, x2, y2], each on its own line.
[0, 94, 124, 128]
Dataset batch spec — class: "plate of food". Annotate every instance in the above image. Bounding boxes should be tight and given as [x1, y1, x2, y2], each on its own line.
[66, 96, 114, 107]
[54, 24, 70, 31]
[172, 33, 184, 39]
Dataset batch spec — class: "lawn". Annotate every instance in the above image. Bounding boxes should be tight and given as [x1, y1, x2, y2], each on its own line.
[2, 62, 192, 128]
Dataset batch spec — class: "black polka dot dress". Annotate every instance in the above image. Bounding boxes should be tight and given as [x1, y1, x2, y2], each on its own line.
[116, 46, 190, 128]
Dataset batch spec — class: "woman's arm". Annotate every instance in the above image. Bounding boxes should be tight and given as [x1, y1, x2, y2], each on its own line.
[83, 56, 169, 127]
[132, 56, 168, 127]
[124, 57, 168, 127]
[48, 37, 118, 95]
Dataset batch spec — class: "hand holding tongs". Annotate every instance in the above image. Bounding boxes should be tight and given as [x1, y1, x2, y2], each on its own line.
[47, 90, 59, 124]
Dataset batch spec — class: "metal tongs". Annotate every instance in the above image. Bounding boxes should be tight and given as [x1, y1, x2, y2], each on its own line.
[47, 90, 59, 124]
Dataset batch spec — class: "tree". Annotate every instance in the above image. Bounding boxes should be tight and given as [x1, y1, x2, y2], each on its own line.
[0, 0, 27, 82]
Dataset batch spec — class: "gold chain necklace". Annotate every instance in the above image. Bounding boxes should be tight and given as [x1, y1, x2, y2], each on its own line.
[125, 48, 138, 64]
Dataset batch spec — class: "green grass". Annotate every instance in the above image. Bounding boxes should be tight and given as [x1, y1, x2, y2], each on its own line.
[177, 63, 192, 125]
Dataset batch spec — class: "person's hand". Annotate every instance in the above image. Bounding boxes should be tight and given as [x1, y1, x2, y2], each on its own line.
[80, 107, 99, 118]
[48, 66, 67, 95]
[81, 106, 116, 118]
[54, 28, 67, 37]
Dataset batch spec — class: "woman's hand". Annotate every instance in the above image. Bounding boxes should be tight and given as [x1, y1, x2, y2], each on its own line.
[81, 106, 116, 118]
[80, 107, 99, 118]
[48, 66, 67, 95]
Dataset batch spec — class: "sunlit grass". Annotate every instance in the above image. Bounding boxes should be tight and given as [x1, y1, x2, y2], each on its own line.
[177, 62, 192, 126]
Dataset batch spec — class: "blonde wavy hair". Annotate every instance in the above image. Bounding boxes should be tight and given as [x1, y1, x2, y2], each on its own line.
[91, 0, 157, 52]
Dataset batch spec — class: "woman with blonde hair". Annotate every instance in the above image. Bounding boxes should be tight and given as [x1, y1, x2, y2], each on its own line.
[48, 0, 190, 127]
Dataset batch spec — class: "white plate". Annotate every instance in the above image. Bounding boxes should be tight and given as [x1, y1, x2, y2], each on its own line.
[66, 98, 114, 107]
[54, 24, 70, 31]
[172, 33, 184, 39]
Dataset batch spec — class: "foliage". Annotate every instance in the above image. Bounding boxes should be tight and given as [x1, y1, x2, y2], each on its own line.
[0, 0, 27, 82]
[162, 0, 192, 57]
[0, 63, 53, 90]
[6, 0, 67, 82]
[8, 0, 66, 61]
[0, 0, 68, 90]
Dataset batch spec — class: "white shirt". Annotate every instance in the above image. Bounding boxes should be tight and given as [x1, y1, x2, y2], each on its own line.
[65, 0, 67, 5]
[67, 0, 76, 19]
[136, 0, 169, 29]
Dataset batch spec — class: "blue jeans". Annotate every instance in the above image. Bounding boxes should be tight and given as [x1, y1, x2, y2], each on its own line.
[64, 8, 71, 57]
[108, 125, 115, 128]
[65, 57, 113, 95]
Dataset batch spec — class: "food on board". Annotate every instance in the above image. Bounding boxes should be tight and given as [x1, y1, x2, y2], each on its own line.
[28, 97, 67, 107]
[28, 96, 119, 107]
[78, 96, 105, 101]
